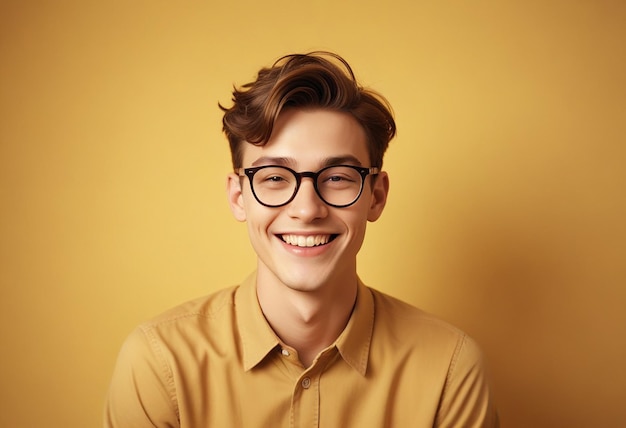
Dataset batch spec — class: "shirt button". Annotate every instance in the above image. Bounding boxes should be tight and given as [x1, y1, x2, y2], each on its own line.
[281, 349, 290, 357]
[301, 377, 311, 389]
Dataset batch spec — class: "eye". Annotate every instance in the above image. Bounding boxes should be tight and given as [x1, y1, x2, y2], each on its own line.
[253, 167, 294, 188]
[323, 173, 357, 183]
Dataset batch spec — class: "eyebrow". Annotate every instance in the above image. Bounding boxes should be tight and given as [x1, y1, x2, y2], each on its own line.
[251, 155, 363, 168]
[251, 157, 296, 167]
[321, 155, 363, 167]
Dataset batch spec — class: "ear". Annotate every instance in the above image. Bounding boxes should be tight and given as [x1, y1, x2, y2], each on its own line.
[226, 173, 247, 222]
[367, 171, 389, 222]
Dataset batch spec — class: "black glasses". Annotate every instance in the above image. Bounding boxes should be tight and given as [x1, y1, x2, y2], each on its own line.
[237, 164, 379, 208]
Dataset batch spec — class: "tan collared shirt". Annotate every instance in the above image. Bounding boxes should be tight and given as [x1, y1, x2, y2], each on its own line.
[104, 275, 498, 427]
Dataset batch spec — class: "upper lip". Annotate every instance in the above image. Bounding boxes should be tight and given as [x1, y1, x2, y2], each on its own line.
[277, 231, 335, 236]
[275, 232, 338, 238]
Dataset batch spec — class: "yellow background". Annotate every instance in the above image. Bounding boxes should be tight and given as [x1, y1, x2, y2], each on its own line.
[1, 1, 625, 427]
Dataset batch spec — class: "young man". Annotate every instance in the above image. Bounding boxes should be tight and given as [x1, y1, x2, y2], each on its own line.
[105, 52, 499, 427]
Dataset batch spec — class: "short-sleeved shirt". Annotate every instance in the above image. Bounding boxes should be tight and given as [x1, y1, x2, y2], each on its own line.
[104, 274, 499, 427]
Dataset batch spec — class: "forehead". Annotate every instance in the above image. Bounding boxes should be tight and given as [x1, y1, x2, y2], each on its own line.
[241, 109, 370, 168]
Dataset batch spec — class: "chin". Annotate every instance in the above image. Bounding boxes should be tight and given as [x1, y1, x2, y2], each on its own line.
[282, 276, 325, 292]
[287, 266, 355, 294]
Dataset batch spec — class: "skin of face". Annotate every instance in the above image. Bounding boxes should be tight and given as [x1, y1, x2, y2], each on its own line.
[227, 108, 389, 298]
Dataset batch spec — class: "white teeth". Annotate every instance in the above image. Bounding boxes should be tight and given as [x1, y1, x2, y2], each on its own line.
[282, 234, 331, 247]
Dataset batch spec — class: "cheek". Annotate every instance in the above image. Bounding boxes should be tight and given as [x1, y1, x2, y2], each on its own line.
[244, 203, 277, 234]
[244, 213, 271, 256]
[341, 210, 370, 239]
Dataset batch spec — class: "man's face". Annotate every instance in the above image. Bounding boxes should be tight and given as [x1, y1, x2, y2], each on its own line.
[227, 108, 389, 293]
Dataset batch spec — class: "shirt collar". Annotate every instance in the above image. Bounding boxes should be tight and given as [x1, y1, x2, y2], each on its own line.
[235, 273, 375, 376]
[235, 273, 280, 371]
[334, 278, 375, 377]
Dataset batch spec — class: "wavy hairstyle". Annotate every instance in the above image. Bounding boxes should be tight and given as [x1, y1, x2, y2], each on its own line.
[219, 52, 396, 169]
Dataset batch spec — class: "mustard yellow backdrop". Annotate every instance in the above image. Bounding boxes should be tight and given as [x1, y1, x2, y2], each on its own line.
[1, 1, 624, 427]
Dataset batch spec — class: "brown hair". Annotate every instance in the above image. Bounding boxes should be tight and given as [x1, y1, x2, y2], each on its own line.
[219, 51, 396, 169]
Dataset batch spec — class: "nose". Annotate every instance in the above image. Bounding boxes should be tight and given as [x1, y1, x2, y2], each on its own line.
[286, 177, 328, 221]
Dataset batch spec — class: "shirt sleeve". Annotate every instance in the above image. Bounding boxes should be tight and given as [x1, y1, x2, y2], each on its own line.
[104, 327, 180, 428]
[435, 334, 500, 428]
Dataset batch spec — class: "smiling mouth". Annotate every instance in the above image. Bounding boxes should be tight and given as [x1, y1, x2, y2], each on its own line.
[279, 234, 337, 248]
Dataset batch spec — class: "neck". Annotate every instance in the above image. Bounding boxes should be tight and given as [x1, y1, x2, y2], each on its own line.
[256, 268, 358, 367]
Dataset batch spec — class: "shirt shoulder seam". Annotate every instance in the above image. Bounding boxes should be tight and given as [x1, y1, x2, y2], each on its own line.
[140, 286, 237, 330]
[138, 325, 181, 421]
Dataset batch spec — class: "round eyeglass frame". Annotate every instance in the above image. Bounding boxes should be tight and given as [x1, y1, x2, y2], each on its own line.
[237, 164, 380, 208]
